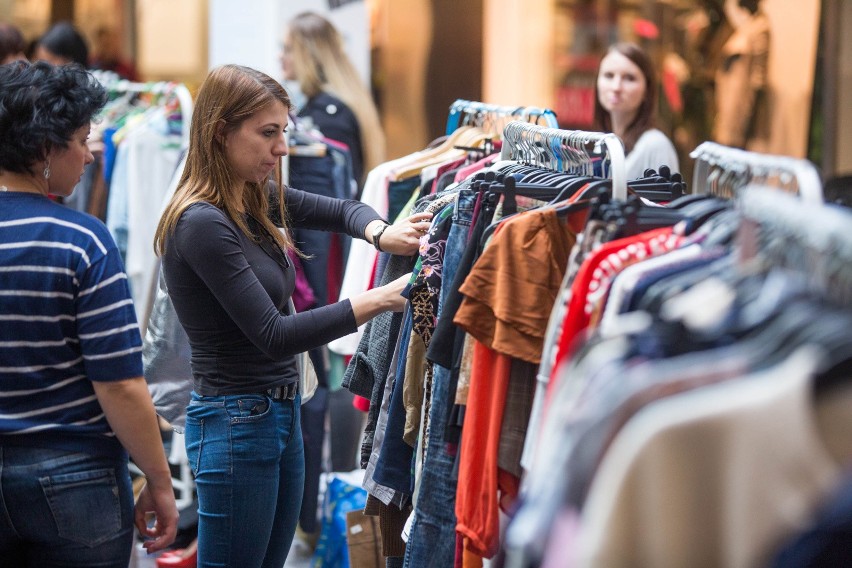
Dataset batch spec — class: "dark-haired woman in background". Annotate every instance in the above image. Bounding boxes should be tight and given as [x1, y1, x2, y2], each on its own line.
[0, 22, 27, 64]
[0, 61, 177, 566]
[595, 42, 679, 179]
[34, 21, 89, 67]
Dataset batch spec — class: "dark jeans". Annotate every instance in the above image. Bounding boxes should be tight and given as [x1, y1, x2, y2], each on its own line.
[0, 446, 134, 568]
[372, 309, 415, 494]
[388, 176, 422, 224]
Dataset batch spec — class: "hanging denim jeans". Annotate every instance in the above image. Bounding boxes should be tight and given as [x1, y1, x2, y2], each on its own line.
[404, 189, 478, 567]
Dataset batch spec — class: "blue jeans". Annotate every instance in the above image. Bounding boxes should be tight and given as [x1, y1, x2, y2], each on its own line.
[185, 391, 304, 568]
[404, 189, 477, 568]
[0, 445, 134, 567]
[372, 309, 415, 494]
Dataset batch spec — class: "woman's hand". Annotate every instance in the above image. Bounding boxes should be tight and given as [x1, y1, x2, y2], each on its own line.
[350, 273, 411, 325]
[366, 212, 433, 256]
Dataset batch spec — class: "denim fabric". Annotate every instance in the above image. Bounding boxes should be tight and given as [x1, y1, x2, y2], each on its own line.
[328, 145, 356, 200]
[185, 391, 304, 568]
[404, 189, 478, 568]
[373, 309, 415, 494]
[363, 313, 409, 509]
[0, 446, 134, 567]
[344, 252, 415, 409]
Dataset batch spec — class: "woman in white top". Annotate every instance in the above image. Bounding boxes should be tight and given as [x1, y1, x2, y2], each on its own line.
[594, 42, 679, 180]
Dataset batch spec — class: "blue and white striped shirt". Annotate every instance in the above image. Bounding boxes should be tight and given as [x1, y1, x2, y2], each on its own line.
[0, 191, 142, 457]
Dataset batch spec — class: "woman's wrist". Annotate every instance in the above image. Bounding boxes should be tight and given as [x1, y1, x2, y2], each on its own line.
[366, 219, 389, 251]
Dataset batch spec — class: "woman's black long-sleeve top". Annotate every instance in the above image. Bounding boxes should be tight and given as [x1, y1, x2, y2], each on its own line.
[162, 186, 382, 396]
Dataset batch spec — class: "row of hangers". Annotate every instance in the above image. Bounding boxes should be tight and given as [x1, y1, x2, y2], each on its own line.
[499, 120, 628, 201]
[690, 141, 823, 203]
[90, 69, 194, 147]
[492, 122, 850, 311]
[389, 101, 561, 183]
[445, 99, 559, 137]
[498, 122, 827, 207]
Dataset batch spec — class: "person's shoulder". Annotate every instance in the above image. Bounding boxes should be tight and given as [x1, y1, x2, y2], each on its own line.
[14, 199, 121, 261]
[175, 201, 234, 234]
[170, 202, 237, 254]
[638, 129, 670, 144]
[41, 199, 115, 243]
[302, 92, 357, 123]
[305, 92, 351, 113]
[637, 129, 676, 151]
[180, 201, 227, 223]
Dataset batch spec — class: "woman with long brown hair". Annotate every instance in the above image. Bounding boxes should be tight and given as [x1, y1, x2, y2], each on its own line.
[154, 64, 429, 566]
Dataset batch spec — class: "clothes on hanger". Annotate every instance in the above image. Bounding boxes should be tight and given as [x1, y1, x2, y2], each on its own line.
[76, 76, 192, 329]
[504, 155, 851, 568]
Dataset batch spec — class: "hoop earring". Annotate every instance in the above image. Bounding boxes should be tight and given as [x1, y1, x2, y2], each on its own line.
[43, 161, 51, 180]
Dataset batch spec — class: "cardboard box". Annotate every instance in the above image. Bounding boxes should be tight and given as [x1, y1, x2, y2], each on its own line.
[346, 510, 386, 568]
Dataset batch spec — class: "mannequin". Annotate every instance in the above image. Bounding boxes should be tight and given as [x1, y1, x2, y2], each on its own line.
[712, 0, 770, 148]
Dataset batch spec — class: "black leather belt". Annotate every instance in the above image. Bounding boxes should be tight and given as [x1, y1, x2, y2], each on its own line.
[265, 382, 298, 401]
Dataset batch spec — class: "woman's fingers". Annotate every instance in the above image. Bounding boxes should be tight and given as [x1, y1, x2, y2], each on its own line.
[407, 211, 433, 223]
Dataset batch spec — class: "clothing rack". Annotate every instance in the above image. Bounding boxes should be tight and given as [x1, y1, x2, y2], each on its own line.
[739, 185, 852, 303]
[445, 98, 559, 136]
[689, 141, 823, 204]
[92, 69, 193, 148]
[499, 120, 628, 200]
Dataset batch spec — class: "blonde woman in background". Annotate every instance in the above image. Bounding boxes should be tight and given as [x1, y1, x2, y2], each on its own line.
[281, 11, 385, 189]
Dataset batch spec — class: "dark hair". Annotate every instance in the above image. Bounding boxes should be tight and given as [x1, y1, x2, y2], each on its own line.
[0, 61, 107, 174]
[38, 22, 88, 67]
[0, 22, 25, 62]
[594, 42, 658, 154]
[738, 0, 761, 14]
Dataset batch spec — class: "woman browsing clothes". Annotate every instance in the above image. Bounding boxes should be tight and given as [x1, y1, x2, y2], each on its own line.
[595, 42, 679, 179]
[153, 64, 431, 567]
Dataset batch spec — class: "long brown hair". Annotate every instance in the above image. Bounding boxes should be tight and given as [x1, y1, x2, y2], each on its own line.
[154, 64, 294, 257]
[593, 42, 658, 154]
[286, 11, 385, 180]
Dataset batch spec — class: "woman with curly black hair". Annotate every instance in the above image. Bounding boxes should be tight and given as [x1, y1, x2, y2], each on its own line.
[0, 61, 177, 566]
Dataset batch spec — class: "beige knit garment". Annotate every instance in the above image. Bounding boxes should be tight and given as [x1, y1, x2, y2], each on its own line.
[576, 347, 848, 568]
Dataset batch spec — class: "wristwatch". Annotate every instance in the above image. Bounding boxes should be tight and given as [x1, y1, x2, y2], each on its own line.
[371, 222, 389, 252]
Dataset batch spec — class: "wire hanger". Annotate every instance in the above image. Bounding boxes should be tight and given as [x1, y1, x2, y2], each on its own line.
[689, 141, 823, 204]
[499, 121, 627, 201]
